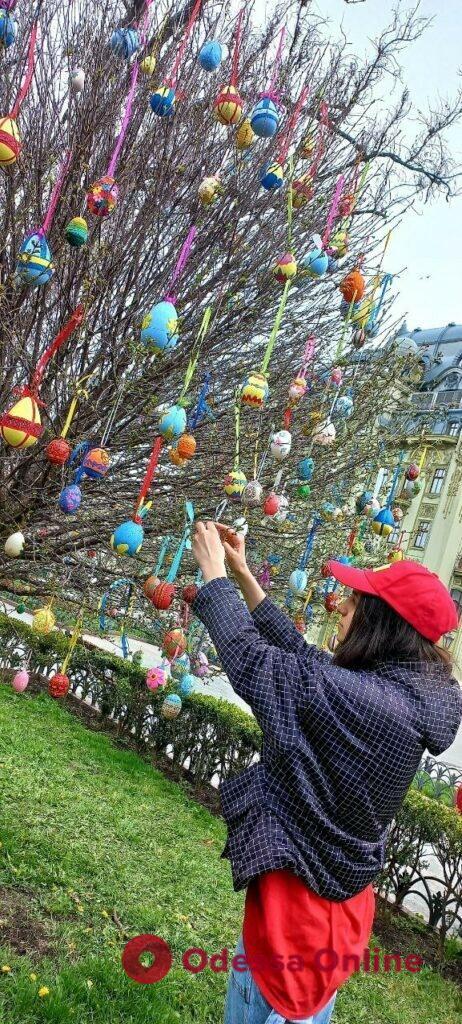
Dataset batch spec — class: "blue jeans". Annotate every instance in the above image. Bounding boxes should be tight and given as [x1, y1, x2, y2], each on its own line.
[224, 934, 337, 1024]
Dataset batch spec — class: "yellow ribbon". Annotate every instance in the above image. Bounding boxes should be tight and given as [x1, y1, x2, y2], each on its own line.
[179, 307, 212, 401]
[260, 280, 291, 376]
[60, 373, 94, 439]
[61, 610, 84, 675]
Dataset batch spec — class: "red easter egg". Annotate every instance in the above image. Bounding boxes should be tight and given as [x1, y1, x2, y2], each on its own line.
[151, 582, 175, 610]
[162, 628, 187, 660]
[46, 437, 72, 465]
[406, 463, 420, 481]
[182, 584, 199, 605]
[143, 575, 160, 601]
[263, 492, 280, 516]
[48, 672, 70, 698]
[325, 593, 339, 613]
[321, 563, 331, 578]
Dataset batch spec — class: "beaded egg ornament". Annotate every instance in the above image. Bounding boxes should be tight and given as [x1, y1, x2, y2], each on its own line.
[241, 370, 269, 410]
[110, 26, 140, 60]
[273, 252, 297, 284]
[86, 175, 119, 217]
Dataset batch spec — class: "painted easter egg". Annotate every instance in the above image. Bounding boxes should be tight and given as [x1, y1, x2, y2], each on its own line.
[59, 484, 82, 514]
[0, 116, 20, 166]
[161, 693, 182, 719]
[241, 371, 269, 410]
[150, 84, 176, 116]
[270, 430, 292, 461]
[46, 437, 71, 464]
[12, 669, 29, 693]
[16, 231, 53, 286]
[159, 404, 187, 441]
[250, 96, 280, 138]
[141, 300, 179, 353]
[223, 469, 247, 500]
[199, 40, 223, 71]
[111, 519, 144, 556]
[4, 531, 25, 557]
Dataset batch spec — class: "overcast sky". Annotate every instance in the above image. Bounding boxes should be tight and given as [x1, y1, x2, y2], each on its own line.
[254, 0, 461, 333]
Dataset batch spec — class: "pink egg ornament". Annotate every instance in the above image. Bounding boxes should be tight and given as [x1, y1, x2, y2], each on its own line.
[12, 669, 29, 692]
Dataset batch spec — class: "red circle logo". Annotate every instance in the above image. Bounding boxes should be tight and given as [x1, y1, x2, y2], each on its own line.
[122, 934, 173, 984]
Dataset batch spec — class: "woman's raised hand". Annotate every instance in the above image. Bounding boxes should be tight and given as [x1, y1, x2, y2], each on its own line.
[214, 523, 248, 579]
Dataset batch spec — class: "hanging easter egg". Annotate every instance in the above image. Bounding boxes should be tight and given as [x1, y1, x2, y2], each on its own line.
[233, 516, 248, 538]
[351, 539, 364, 558]
[141, 300, 179, 353]
[236, 118, 255, 150]
[179, 672, 195, 696]
[161, 693, 182, 719]
[110, 26, 140, 60]
[274, 494, 289, 523]
[4, 531, 25, 557]
[352, 328, 367, 349]
[260, 160, 284, 191]
[301, 248, 328, 279]
[70, 67, 85, 93]
[365, 496, 380, 518]
[163, 628, 187, 660]
[81, 446, 111, 480]
[194, 651, 209, 677]
[140, 54, 156, 75]
[325, 593, 339, 614]
[11, 669, 29, 693]
[241, 370, 269, 410]
[59, 484, 82, 514]
[182, 583, 198, 605]
[170, 652, 190, 680]
[143, 575, 160, 601]
[329, 229, 348, 259]
[32, 606, 56, 635]
[223, 469, 247, 501]
[339, 270, 365, 303]
[214, 84, 243, 125]
[150, 84, 176, 117]
[371, 507, 395, 537]
[242, 480, 263, 507]
[169, 447, 187, 467]
[298, 457, 314, 481]
[199, 39, 223, 71]
[16, 231, 53, 286]
[263, 492, 280, 517]
[46, 437, 71, 465]
[330, 367, 343, 386]
[340, 299, 361, 321]
[312, 420, 336, 445]
[288, 377, 307, 403]
[334, 396, 354, 418]
[300, 133, 315, 158]
[198, 175, 221, 205]
[319, 501, 336, 523]
[273, 252, 297, 284]
[177, 434, 196, 460]
[270, 429, 292, 461]
[289, 569, 308, 595]
[111, 519, 144, 556]
[0, 115, 20, 166]
[355, 490, 372, 514]
[146, 666, 167, 690]
[291, 173, 313, 208]
[87, 175, 119, 217]
[297, 483, 311, 499]
[388, 548, 404, 564]
[0, 9, 16, 48]
[350, 297, 374, 329]
[406, 463, 420, 481]
[16, 602, 26, 614]
[392, 507, 404, 523]
[48, 672, 70, 699]
[339, 192, 355, 217]
[159, 404, 187, 441]
[151, 581, 176, 610]
[65, 216, 88, 247]
[250, 96, 281, 138]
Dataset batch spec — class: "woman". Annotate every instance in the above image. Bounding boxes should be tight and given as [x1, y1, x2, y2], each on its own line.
[191, 521, 462, 1024]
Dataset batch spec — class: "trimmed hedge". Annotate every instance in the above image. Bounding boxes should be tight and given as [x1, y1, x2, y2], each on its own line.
[1, 611, 461, 949]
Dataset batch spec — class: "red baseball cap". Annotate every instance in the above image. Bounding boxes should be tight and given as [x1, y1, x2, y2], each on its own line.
[326, 558, 459, 643]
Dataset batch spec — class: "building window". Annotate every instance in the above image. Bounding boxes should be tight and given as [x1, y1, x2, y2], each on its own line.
[449, 421, 461, 437]
[429, 468, 446, 495]
[450, 588, 462, 620]
[388, 525, 400, 545]
[413, 520, 431, 549]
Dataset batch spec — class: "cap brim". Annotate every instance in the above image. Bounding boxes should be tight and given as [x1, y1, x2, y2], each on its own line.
[327, 560, 378, 596]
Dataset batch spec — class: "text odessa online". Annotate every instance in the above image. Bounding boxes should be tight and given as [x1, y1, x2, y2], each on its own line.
[181, 947, 424, 975]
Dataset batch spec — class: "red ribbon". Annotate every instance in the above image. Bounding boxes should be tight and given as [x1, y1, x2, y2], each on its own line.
[168, 0, 203, 87]
[134, 436, 163, 520]
[230, 8, 245, 87]
[29, 304, 85, 396]
[278, 85, 309, 163]
[11, 21, 38, 119]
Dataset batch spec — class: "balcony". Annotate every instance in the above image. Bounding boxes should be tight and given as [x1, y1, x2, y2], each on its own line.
[411, 389, 462, 411]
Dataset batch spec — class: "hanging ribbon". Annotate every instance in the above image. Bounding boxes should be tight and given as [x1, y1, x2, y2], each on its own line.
[107, 61, 139, 178]
[287, 155, 294, 250]
[266, 25, 286, 96]
[233, 389, 241, 470]
[260, 280, 291, 375]
[29, 305, 85, 397]
[179, 306, 212, 402]
[308, 99, 330, 180]
[321, 174, 345, 249]
[61, 610, 84, 675]
[300, 516, 321, 570]
[278, 85, 309, 163]
[188, 373, 214, 430]
[230, 8, 245, 87]
[60, 373, 93, 439]
[41, 150, 72, 235]
[168, 0, 203, 87]
[386, 451, 406, 507]
[154, 536, 172, 577]
[164, 225, 197, 303]
[166, 502, 195, 582]
[366, 271, 393, 334]
[10, 20, 38, 119]
[299, 336, 316, 377]
[134, 435, 163, 521]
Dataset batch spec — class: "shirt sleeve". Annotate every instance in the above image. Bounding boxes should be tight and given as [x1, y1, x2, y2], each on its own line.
[251, 595, 312, 654]
[192, 578, 326, 747]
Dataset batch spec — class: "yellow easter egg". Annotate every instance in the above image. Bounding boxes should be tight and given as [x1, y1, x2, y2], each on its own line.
[0, 116, 20, 166]
[236, 119, 255, 150]
[0, 395, 42, 448]
[32, 606, 56, 635]
[141, 55, 156, 75]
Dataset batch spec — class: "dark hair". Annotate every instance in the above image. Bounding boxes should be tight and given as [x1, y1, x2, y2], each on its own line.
[333, 592, 452, 671]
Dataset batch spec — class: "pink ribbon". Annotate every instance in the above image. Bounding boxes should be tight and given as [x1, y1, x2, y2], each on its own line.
[108, 61, 139, 178]
[267, 25, 286, 94]
[321, 174, 345, 249]
[230, 8, 245, 87]
[164, 226, 197, 303]
[41, 150, 72, 235]
[278, 85, 309, 163]
[299, 335, 316, 377]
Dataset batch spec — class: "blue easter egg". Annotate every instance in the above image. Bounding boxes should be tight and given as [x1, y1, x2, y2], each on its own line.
[260, 160, 285, 192]
[355, 490, 373, 514]
[337, 555, 352, 565]
[198, 40, 223, 71]
[111, 519, 144, 556]
[170, 653, 191, 681]
[0, 10, 16, 48]
[334, 396, 354, 419]
[298, 457, 314, 481]
[179, 673, 195, 696]
[110, 27, 140, 60]
[250, 97, 280, 139]
[289, 569, 308, 595]
[159, 404, 187, 441]
[150, 85, 176, 117]
[302, 248, 329, 279]
[372, 507, 395, 537]
[141, 300, 179, 353]
[16, 231, 53, 286]
[59, 484, 82, 514]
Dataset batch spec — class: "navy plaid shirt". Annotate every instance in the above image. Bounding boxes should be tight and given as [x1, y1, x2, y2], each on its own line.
[193, 578, 462, 900]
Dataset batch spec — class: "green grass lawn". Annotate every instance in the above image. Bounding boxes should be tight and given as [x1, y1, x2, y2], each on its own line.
[0, 685, 461, 1024]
